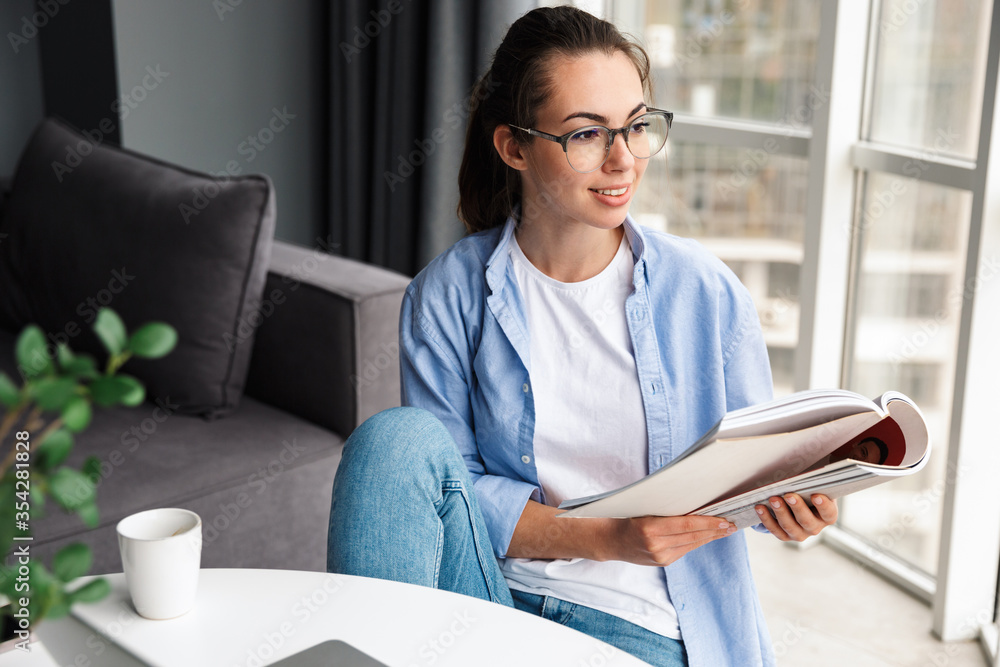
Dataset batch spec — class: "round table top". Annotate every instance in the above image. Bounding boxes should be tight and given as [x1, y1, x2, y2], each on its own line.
[30, 568, 651, 666]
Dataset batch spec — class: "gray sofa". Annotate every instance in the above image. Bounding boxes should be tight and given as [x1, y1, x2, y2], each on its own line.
[0, 118, 410, 574]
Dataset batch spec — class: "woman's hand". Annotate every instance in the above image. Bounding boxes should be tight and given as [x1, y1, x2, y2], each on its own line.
[507, 501, 735, 565]
[754, 493, 838, 542]
[601, 515, 737, 566]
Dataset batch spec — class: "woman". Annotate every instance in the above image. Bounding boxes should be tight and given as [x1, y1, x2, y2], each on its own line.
[328, 7, 838, 666]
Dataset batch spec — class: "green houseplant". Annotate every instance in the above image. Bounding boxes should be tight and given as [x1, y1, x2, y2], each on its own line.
[0, 308, 177, 642]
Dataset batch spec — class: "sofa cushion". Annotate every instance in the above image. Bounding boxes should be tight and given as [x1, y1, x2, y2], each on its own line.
[0, 328, 343, 572]
[0, 118, 275, 417]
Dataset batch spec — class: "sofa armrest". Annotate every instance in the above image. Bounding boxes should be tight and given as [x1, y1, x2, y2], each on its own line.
[243, 240, 411, 438]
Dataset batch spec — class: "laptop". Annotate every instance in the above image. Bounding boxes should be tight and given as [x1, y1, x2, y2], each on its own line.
[268, 639, 390, 666]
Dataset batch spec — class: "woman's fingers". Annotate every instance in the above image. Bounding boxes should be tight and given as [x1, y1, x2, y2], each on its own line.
[755, 502, 791, 540]
[643, 515, 736, 545]
[756, 494, 838, 542]
[810, 494, 839, 523]
[625, 515, 738, 565]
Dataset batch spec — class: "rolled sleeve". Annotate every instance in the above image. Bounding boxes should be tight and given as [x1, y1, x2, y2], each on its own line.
[473, 474, 540, 558]
[400, 288, 540, 558]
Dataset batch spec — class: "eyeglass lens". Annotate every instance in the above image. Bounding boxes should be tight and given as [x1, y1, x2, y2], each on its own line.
[566, 113, 669, 172]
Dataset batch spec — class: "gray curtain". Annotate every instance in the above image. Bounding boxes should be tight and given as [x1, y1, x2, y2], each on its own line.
[329, 0, 533, 276]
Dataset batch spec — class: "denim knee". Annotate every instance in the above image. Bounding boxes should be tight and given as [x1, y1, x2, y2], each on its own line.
[336, 407, 467, 489]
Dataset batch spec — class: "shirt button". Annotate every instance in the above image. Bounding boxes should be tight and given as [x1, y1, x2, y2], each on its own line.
[521, 455, 531, 464]
[522, 383, 530, 393]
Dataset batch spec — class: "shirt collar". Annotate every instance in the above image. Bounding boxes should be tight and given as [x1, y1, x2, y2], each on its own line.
[485, 216, 519, 294]
[622, 214, 650, 286]
[487, 213, 649, 292]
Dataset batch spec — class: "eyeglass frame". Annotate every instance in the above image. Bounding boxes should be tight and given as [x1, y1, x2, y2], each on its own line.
[509, 108, 673, 173]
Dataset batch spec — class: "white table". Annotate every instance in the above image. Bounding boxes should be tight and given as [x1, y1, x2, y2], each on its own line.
[11, 569, 650, 666]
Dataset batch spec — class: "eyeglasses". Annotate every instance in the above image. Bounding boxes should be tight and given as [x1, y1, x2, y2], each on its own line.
[510, 109, 672, 173]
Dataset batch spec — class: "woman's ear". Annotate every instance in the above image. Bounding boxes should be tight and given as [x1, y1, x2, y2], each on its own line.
[494, 125, 528, 171]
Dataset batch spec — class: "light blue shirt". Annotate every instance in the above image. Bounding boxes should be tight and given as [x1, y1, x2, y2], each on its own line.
[400, 215, 776, 666]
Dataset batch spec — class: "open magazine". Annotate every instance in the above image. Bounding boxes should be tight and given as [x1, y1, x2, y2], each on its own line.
[557, 389, 931, 529]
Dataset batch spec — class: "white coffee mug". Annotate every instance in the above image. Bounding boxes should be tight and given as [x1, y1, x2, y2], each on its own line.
[117, 508, 202, 620]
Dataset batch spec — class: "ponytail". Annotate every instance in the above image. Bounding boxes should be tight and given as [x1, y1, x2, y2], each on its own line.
[457, 74, 518, 233]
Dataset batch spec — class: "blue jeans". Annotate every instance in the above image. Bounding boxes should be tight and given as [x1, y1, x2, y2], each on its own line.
[327, 407, 687, 667]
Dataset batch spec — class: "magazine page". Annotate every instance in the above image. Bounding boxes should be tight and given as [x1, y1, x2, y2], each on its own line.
[613, 389, 883, 473]
[718, 389, 881, 439]
[696, 401, 931, 528]
[558, 411, 881, 518]
[880, 395, 930, 467]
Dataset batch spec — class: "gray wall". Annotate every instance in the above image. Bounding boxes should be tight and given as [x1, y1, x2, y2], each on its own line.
[111, 0, 324, 246]
[0, 0, 45, 180]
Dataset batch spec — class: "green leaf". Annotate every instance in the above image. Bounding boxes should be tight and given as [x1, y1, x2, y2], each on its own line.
[89, 375, 145, 407]
[82, 456, 102, 481]
[0, 372, 20, 407]
[94, 309, 127, 356]
[128, 322, 178, 359]
[15, 325, 52, 377]
[56, 342, 75, 367]
[77, 501, 99, 528]
[117, 374, 145, 406]
[53, 543, 93, 582]
[88, 377, 120, 406]
[29, 483, 45, 516]
[61, 396, 92, 432]
[31, 376, 78, 411]
[68, 578, 110, 605]
[49, 468, 95, 511]
[25, 560, 59, 624]
[46, 596, 71, 620]
[62, 353, 99, 380]
[36, 429, 74, 471]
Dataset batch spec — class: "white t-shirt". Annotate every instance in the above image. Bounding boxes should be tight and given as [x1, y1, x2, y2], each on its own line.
[501, 230, 681, 640]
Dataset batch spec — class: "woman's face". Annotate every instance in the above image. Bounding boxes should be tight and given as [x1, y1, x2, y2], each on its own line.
[518, 50, 650, 232]
[850, 438, 886, 464]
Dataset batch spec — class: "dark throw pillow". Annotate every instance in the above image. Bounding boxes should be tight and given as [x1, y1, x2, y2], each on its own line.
[0, 117, 276, 418]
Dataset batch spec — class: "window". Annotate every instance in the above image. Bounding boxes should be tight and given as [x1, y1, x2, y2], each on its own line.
[620, 0, 820, 398]
[842, 0, 985, 581]
[869, 0, 989, 158]
[545, 0, 1000, 655]
[641, 1, 820, 126]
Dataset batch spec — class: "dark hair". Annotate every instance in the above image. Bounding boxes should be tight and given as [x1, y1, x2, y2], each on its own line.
[457, 6, 652, 233]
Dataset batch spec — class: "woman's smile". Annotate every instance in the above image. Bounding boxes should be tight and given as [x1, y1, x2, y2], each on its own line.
[589, 183, 633, 206]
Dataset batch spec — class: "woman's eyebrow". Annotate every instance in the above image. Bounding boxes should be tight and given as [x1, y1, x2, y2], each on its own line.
[562, 101, 647, 125]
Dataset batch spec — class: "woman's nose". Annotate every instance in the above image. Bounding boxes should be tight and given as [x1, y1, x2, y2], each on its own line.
[604, 131, 635, 170]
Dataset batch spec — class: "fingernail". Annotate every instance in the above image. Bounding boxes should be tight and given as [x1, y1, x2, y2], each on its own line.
[770, 500, 781, 509]
[785, 495, 797, 505]
[756, 507, 765, 515]
[718, 522, 730, 529]
[814, 496, 824, 505]
[726, 526, 737, 535]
